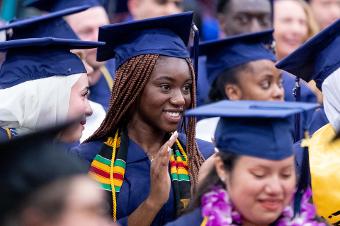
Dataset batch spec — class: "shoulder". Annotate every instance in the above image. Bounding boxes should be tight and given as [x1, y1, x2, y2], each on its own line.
[178, 133, 214, 159]
[69, 140, 105, 163]
[165, 208, 203, 226]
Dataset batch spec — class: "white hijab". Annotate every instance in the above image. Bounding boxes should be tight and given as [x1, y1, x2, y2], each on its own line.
[0, 73, 82, 135]
[322, 67, 340, 131]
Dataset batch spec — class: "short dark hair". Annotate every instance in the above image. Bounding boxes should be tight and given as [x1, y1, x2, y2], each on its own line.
[208, 63, 251, 102]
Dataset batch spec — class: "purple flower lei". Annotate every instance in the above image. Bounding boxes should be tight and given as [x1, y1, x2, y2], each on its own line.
[201, 186, 326, 226]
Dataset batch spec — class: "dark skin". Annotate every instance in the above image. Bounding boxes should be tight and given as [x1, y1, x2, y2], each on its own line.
[218, 0, 272, 36]
[126, 56, 192, 226]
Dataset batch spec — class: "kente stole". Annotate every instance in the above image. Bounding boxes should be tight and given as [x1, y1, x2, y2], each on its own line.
[89, 129, 191, 221]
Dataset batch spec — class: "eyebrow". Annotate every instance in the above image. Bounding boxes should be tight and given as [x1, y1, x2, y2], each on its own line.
[153, 76, 193, 82]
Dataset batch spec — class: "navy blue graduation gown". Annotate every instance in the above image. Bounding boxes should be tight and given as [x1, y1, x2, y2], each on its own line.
[89, 59, 115, 111]
[165, 208, 203, 226]
[308, 106, 328, 135]
[71, 134, 214, 226]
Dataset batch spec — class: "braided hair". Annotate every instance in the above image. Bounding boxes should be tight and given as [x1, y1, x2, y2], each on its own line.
[87, 54, 204, 188]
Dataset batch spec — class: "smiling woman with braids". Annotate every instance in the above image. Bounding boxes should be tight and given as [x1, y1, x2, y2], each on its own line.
[71, 12, 214, 226]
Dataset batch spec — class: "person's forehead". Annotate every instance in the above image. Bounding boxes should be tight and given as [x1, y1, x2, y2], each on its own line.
[229, 0, 271, 13]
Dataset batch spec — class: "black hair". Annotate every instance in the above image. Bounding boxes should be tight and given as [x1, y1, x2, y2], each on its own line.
[208, 63, 251, 102]
[187, 151, 239, 211]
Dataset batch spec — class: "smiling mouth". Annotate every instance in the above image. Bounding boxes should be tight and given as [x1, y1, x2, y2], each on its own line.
[259, 199, 283, 211]
[163, 110, 183, 122]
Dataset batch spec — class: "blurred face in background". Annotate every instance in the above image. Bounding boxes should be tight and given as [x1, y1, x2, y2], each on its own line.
[128, 0, 183, 20]
[274, 0, 308, 60]
[65, 6, 110, 70]
[218, 0, 272, 36]
[309, 0, 340, 29]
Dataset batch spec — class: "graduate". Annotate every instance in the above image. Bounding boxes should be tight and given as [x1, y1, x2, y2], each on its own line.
[276, 18, 340, 224]
[25, 0, 115, 111]
[71, 12, 214, 226]
[166, 100, 325, 226]
[195, 30, 284, 142]
[0, 123, 115, 226]
[0, 7, 103, 142]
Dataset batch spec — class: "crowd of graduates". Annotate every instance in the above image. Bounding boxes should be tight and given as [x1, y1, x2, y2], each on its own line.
[0, 0, 340, 225]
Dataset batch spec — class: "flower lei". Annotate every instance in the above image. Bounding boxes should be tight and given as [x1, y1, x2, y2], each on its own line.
[201, 186, 326, 226]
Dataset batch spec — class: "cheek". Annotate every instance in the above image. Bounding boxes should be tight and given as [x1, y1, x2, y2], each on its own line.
[228, 174, 262, 214]
[68, 97, 87, 119]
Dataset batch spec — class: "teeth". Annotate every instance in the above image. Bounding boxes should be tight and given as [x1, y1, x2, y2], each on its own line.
[167, 112, 180, 117]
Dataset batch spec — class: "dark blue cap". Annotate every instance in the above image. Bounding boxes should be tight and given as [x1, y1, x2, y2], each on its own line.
[0, 7, 105, 89]
[276, 19, 340, 90]
[186, 100, 318, 160]
[97, 12, 193, 68]
[24, 0, 102, 12]
[0, 6, 89, 40]
[199, 29, 276, 85]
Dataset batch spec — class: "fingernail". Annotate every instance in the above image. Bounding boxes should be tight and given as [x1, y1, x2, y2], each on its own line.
[167, 146, 172, 153]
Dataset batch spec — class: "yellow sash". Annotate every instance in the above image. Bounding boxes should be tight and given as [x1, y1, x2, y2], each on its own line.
[304, 123, 340, 224]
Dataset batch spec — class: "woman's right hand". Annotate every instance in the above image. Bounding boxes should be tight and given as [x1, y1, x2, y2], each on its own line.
[147, 131, 178, 208]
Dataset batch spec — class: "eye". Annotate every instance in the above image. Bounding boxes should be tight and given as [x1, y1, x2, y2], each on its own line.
[251, 170, 266, 179]
[260, 80, 270, 89]
[235, 15, 250, 25]
[182, 83, 192, 94]
[280, 169, 293, 179]
[160, 84, 171, 92]
[82, 89, 90, 98]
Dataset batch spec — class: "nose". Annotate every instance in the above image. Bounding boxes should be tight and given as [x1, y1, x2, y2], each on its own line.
[264, 176, 283, 195]
[85, 99, 93, 117]
[272, 84, 284, 101]
[250, 18, 262, 33]
[170, 89, 186, 106]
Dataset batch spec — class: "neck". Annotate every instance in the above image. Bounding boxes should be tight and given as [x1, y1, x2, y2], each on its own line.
[127, 118, 168, 158]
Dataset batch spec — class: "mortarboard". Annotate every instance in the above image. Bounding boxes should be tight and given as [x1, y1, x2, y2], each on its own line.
[199, 29, 276, 85]
[97, 12, 193, 68]
[185, 100, 318, 160]
[0, 122, 87, 223]
[0, 8, 105, 89]
[276, 19, 340, 90]
[24, 0, 102, 12]
[0, 6, 89, 40]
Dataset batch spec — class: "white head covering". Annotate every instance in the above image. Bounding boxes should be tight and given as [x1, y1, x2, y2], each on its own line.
[322, 67, 340, 131]
[0, 73, 82, 134]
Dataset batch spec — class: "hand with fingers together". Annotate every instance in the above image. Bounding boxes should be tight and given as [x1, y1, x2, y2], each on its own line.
[148, 131, 178, 208]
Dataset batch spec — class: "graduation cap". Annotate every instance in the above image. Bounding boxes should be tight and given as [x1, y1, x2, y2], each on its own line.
[0, 8, 105, 89]
[97, 11, 193, 68]
[199, 29, 276, 85]
[276, 19, 340, 90]
[185, 100, 318, 160]
[0, 6, 89, 40]
[24, 0, 103, 12]
[0, 122, 87, 224]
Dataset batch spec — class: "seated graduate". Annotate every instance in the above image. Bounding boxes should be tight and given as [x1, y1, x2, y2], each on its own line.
[276, 18, 340, 225]
[71, 12, 214, 226]
[0, 7, 103, 143]
[0, 123, 115, 226]
[195, 30, 284, 142]
[166, 100, 325, 226]
[24, 0, 114, 112]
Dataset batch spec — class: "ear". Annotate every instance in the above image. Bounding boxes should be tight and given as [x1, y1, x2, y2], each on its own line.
[224, 84, 242, 100]
[214, 155, 230, 185]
